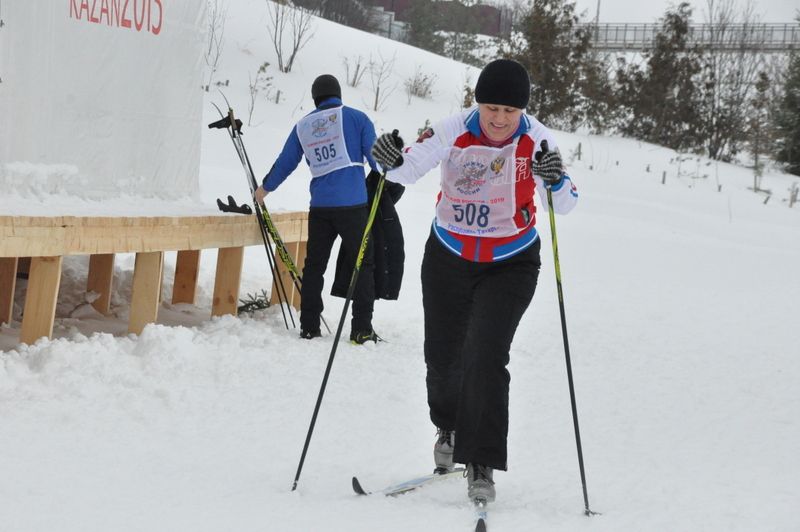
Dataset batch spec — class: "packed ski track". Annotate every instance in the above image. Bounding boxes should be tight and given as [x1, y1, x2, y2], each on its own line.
[2, 1, 799, 531]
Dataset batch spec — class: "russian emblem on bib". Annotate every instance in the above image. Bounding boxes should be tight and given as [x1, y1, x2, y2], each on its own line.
[490, 156, 505, 174]
[454, 160, 488, 195]
[311, 118, 330, 138]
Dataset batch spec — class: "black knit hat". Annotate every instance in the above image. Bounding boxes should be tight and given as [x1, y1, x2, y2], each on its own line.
[311, 74, 341, 106]
[474, 59, 530, 109]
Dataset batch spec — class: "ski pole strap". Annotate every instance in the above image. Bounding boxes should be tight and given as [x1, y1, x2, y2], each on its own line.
[227, 108, 243, 135]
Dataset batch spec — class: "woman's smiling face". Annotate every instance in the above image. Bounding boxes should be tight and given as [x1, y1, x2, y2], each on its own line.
[478, 103, 523, 142]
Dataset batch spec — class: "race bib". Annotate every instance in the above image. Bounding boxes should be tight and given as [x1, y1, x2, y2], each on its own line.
[296, 107, 353, 177]
[436, 143, 520, 237]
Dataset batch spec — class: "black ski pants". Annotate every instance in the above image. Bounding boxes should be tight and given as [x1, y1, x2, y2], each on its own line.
[301, 205, 375, 334]
[421, 233, 541, 471]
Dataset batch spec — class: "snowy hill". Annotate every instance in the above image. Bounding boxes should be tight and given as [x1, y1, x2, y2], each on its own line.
[1, 1, 799, 531]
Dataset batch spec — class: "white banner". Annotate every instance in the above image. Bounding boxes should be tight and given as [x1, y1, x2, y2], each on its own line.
[0, 0, 206, 200]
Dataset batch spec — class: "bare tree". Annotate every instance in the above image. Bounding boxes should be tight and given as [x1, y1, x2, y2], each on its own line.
[461, 70, 475, 109]
[342, 54, 368, 88]
[748, 71, 771, 191]
[204, 0, 228, 91]
[368, 51, 397, 112]
[247, 62, 274, 126]
[404, 66, 437, 104]
[700, 0, 769, 161]
[265, 0, 315, 73]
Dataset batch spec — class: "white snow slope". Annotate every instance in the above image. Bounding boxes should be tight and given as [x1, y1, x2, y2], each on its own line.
[1, 2, 799, 531]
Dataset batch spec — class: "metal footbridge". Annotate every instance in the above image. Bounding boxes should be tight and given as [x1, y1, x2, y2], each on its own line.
[578, 23, 799, 53]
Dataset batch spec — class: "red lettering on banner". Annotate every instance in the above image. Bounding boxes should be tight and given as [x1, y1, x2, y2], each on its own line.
[89, 0, 100, 23]
[110, 0, 120, 26]
[69, 0, 163, 35]
[100, 0, 110, 25]
[121, 0, 131, 28]
[151, 0, 162, 35]
[133, 0, 145, 31]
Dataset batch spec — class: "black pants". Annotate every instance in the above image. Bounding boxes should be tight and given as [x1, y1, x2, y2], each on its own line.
[421, 233, 541, 471]
[301, 206, 375, 333]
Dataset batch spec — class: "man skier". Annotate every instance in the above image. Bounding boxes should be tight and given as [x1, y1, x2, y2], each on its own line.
[255, 74, 381, 344]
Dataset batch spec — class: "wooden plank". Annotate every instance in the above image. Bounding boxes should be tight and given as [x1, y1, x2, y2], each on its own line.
[0, 257, 18, 325]
[87, 254, 115, 315]
[19, 256, 63, 344]
[173, 249, 201, 304]
[128, 251, 164, 335]
[0, 212, 308, 257]
[212, 247, 244, 317]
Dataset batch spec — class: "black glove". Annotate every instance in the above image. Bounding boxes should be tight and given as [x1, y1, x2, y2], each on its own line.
[533, 139, 563, 186]
[216, 195, 253, 215]
[371, 129, 404, 170]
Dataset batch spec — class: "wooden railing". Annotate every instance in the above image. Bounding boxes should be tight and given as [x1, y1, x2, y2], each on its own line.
[0, 212, 307, 346]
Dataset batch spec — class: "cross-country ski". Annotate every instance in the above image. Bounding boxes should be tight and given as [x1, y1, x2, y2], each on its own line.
[352, 468, 466, 497]
[474, 501, 488, 532]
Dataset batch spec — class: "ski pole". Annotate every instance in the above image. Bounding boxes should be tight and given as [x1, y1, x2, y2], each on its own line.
[542, 140, 596, 516]
[237, 136, 332, 335]
[208, 105, 295, 329]
[227, 110, 297, 329]
[215, 97, 332, 335]
[225, 109, 298, 329]
[291, 172, 387, 492]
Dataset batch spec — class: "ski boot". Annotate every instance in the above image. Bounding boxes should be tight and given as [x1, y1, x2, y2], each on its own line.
[300, 329, 321, 340]
[434, 428, 455, 474]
[350, 329, 381, 345]
[466, 463, 495, 504]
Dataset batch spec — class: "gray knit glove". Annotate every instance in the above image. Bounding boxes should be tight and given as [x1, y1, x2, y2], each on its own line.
[532, 140, 563, 186]
[371, 129, 404, 170]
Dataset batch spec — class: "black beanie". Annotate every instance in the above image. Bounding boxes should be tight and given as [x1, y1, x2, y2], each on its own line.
[311, 74, 341, 106]
[474, 59, 530, 109]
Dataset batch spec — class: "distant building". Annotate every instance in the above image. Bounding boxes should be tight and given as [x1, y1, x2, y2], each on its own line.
[369, 3, 410, 41]
[365, 0, 511, 39]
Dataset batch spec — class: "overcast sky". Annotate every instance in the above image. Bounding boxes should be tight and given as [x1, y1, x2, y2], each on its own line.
[560, 0, 797, 23]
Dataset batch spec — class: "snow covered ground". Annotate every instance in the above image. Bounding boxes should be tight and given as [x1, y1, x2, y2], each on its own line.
[2, 1, 799, 531]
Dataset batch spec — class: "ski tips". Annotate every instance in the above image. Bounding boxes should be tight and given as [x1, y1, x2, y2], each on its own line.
[474, 500, 488, 532]
[352, 476, 369, 496]
[218, 88, 233, 110]
[216, 90, 241, 133]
